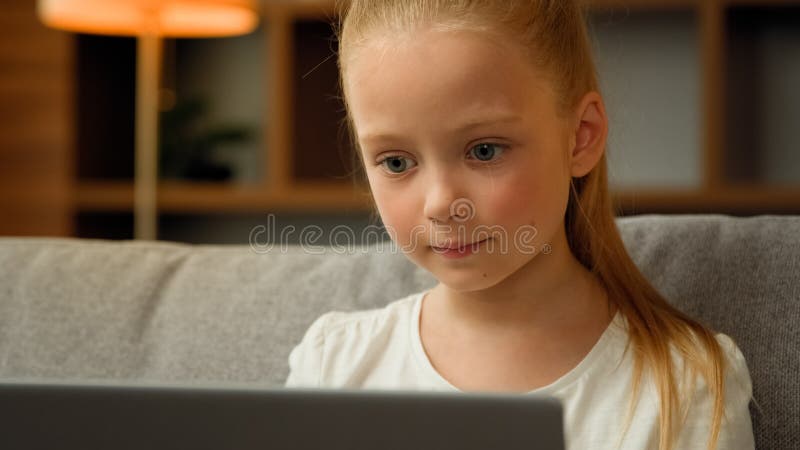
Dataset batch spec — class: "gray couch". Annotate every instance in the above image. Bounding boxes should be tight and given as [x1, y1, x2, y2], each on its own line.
[0, 214, 797, 449]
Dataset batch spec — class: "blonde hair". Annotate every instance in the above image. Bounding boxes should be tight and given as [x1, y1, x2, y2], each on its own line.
[333, 1, 727, 449]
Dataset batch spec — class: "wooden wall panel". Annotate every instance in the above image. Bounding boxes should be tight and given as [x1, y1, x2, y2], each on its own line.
[0, 0, 74, 236]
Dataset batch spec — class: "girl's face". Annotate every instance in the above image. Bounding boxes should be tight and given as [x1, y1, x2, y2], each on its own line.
[344, 28, 583, 292]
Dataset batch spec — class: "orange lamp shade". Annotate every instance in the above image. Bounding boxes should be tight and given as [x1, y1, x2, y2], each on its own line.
[37, 0, 259, 37]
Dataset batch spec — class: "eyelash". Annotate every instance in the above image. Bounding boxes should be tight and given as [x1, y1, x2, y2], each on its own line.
[375, 142, 508, 175]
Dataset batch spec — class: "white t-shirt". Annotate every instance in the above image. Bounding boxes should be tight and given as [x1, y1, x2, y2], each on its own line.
[285, 290, 755, 450]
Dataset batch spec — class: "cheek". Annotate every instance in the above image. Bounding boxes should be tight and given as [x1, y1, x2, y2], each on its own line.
[369, 180, 420, 245]
[480, 163, 569, 232]
[489, 177, 536, 218]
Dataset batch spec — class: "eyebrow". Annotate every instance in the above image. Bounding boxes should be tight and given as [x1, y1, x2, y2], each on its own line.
[360, 114, 523, 146]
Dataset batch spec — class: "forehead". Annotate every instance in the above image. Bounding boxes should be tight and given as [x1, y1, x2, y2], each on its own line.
[343, 28, 554, 142]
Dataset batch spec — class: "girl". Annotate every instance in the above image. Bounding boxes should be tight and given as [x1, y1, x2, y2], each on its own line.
[285, 1, 755, 449]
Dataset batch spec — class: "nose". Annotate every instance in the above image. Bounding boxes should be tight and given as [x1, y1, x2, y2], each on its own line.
[423, 170, 469, 224]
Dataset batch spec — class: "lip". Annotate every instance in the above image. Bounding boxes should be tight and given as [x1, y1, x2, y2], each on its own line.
[431, 238, 490, 258]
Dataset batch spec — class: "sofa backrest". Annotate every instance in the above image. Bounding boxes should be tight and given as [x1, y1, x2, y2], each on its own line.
[0, 214, 797, 449]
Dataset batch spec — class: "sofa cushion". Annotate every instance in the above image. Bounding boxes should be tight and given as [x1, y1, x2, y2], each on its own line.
[0, 214, 797, 450]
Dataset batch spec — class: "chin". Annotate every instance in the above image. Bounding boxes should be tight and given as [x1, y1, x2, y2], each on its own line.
[405, 248, 518, 291]
[426, 263, 502, 292]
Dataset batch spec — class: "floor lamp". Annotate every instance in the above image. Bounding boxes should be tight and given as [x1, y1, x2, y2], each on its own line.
[38, 0, 259, 240]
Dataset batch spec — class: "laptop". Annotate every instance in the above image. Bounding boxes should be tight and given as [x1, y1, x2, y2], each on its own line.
[0, 379, 565, 450]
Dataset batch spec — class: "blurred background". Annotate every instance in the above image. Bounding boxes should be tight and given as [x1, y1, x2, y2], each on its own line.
[1, 0, 799, 245]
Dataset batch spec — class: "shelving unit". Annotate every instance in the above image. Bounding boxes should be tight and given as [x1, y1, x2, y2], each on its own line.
[66, 0, 800, 239]
[725, 5, 800, 188]
[0, 0, 73, 237]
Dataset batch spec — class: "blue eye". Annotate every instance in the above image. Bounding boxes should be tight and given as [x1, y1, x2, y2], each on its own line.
[379, 156, 417, 174]
[469, 143, 505, 162]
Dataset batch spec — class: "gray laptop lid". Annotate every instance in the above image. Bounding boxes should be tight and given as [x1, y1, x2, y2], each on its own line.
[0, 381, 564, 450]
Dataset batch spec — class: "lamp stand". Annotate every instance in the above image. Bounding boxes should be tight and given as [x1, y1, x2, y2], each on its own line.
[134, 33, 162, 240]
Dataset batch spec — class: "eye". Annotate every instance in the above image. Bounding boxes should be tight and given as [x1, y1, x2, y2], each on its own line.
[468, 143, 506, 162]
[378, 156, 417, 174]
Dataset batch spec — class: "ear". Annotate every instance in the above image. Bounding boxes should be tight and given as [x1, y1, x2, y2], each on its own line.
[568, 91, 608, 178]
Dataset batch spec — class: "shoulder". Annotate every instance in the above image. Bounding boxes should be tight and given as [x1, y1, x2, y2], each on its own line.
[684, 332, 752, 397]
[284, 292, 421, 388]
[714, 333, 751, 386]
[313, 292, 419, 340]
[673, 332, 753, 407]
[713, 333, 753, 415]
[673, 332, 755, 449]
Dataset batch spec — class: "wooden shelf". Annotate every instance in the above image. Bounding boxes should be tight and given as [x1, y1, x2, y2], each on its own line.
[75, 181, 372, 213]
[7, 0, 800, 240]
[614, 187, 800, 213]
[72, 0, 800, 220]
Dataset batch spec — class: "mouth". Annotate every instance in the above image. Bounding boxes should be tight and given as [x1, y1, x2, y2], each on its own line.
[431, 237, 490, 251]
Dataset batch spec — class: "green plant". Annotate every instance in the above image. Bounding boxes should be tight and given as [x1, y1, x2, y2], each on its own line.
[159, 96, 253, 181]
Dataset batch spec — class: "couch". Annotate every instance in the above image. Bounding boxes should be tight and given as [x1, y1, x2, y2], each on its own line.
[0, 214, 797, 449]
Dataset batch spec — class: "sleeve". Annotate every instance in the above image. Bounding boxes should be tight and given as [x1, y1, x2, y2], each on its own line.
[284, 313, 330, 388]
[674, 334, 755, 450]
